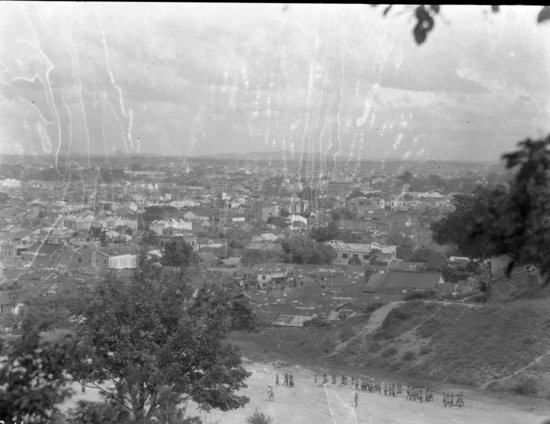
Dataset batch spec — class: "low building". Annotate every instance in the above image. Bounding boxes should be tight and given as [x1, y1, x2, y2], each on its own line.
[365, 270, 444, 297]
[246, 205, 281, 222]
[325, 241, 396, 266]
[108, 254, 138, 269]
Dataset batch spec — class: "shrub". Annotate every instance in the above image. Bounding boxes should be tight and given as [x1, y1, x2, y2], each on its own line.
[369, 342, 382, 353]
[522, 336, 537, 346]
[417, 318, 441, 338]
[361, 301, 385, 315]
[510, 376, 538, 396]
[247, 411, 273, 424]
[403, 351, 416, 361]
[382, 346, 397, 357]
[304, 317, 331, 327]
[404, 290, 437, 301]
[374, 304, 414, 339]
[419, 346, 432, 356]
[339, 325, 356, 341]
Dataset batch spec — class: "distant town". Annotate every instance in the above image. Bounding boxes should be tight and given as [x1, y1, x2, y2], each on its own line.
[0, 154, 523, 325]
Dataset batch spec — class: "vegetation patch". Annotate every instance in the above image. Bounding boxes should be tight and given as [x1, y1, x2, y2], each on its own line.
[382, 346, 398, 357]
[416, 317, 441, 338]
[403, 351, 416, 361]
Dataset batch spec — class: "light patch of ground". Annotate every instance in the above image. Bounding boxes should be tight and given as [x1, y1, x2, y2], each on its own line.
[63, 361, 550, 424]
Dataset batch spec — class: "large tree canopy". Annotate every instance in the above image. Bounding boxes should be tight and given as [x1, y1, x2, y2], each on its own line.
[432, 135, 550, 283]
[0, 330, 77, 424]
[431, 184, 511, 259]
[281, 235, 335, 264]
[161, 238, 197, 268]
[72, 259, 250, 423]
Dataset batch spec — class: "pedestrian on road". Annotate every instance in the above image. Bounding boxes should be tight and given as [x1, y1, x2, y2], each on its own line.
[354, 392, 359, 408]
[276, 374, 279, 386]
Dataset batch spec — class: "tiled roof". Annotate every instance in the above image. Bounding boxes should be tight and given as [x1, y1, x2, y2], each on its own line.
[383, 271, 442, 290]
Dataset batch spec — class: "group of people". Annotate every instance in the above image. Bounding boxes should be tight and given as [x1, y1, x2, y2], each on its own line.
[268, 371, 465, 410]
[406, 386, 434, 403]
[443, 392, 465, 409]
[275, 373, 295, 388]
[268, 373, 295, 402]
[313, 372, 464, 409]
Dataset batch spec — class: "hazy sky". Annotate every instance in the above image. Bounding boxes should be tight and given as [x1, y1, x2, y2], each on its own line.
[0, 3, 549, 161]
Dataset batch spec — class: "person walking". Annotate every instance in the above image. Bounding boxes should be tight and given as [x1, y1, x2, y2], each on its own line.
[354, 391, 359, 408]
[275, 374, 280, 386]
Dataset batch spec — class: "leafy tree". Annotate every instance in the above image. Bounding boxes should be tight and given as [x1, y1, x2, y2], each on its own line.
[431, 185, 511, 259]
[409, 247, 447, 265]
[99, 230, 107, 246]
[310, 221, 340, 242]
[499, 137, 550, 282]
[22, 294, 72, 333]
[281, 235, 335, 264]
[431, 136, 550, 283]
[62, 401, 131, 424]
[331, 207, 356, 222]
[386, 230, 414, 259]
[229, 300, 259, 333]
[397, 171, 414, 185]
[161, 238, 197, 268]
[72, 259, 250, 423]
[228, 239, 245, 250]
[90, 226, 102, 238]
[0, 329, 78, 424]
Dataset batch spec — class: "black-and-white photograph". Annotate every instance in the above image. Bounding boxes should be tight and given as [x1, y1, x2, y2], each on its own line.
[0, 3, 550, 423]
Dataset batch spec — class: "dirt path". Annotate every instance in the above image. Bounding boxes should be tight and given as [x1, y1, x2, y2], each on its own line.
[189, 361, 550, 424]
[62, 360, 550, 423]
[481, 349, 550, 390]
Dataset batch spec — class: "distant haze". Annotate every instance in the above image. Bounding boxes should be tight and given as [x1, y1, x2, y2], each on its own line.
[0, 3, 549, 162]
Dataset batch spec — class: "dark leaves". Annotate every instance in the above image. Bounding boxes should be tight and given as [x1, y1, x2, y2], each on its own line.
[537, 6, 550, 23]
[433, 134, 550, 284]
[0, 330, 78, 423]
[73, 260, 251, 418]
[413, 5, 435, 44]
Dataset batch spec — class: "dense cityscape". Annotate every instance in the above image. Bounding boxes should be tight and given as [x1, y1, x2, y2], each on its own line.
[1, 3, 550, 424]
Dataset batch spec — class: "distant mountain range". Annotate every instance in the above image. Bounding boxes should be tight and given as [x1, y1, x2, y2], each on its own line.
[189, 150, 497, 164]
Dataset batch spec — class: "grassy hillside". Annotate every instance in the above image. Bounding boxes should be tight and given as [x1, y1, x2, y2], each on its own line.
[231, 300, 550, 398]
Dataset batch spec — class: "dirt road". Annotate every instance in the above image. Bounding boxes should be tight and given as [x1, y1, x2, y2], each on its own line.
[63, 361, 550, 424]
